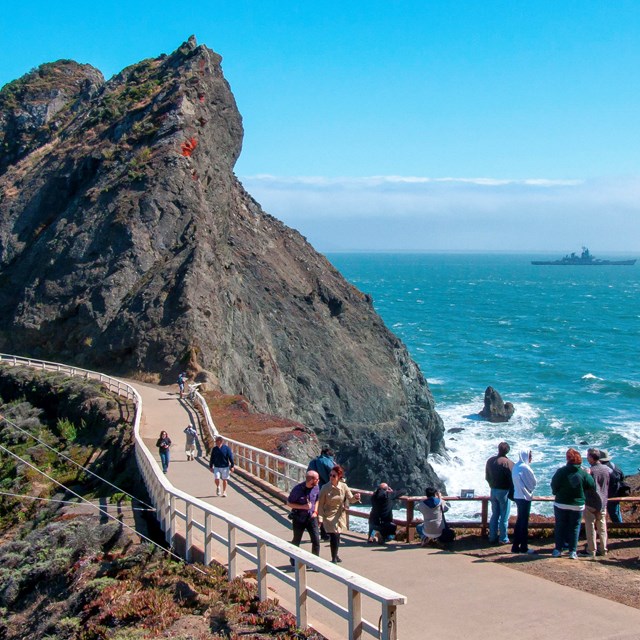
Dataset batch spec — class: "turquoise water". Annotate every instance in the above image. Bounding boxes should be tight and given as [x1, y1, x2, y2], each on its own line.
[327, 253, 640, 517]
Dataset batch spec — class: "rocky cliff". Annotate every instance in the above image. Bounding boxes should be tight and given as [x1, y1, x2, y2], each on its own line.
[0, 37, 445, 491]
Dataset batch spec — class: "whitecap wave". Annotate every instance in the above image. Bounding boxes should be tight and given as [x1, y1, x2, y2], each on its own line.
[582, 373, 602, 380]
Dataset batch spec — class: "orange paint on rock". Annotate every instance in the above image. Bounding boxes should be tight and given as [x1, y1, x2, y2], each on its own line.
[180, 137, 198, 157]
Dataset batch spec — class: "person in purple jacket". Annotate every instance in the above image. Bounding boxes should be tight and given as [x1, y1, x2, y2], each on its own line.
[287, 470, 321, 566]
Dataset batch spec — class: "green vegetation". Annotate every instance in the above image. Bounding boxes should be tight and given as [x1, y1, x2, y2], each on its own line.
[0, 366, 324, 639]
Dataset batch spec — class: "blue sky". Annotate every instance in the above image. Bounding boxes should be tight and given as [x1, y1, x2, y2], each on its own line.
[1, 2, 639, 252]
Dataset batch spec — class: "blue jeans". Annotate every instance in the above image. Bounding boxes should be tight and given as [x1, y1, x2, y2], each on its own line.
[553, 505, 582, 553]
[607, 501, 623, 523]
[489, 488, 511, 542]
[512, 498, 532, 552]
[159, 449, 170, 473]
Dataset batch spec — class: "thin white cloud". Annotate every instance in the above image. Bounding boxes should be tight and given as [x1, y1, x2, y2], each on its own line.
[239, 174, 640, 252]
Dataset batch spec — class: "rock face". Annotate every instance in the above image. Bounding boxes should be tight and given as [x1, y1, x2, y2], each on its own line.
[0, 37, 445, 492]
[479, 387, 514, 423]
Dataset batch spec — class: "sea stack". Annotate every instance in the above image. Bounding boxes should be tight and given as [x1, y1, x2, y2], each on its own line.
[479, 386, 515, 423]
[0, 37, 445, 492]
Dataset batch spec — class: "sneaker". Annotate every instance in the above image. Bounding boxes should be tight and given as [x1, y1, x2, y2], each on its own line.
[568, 551, 578, 560]
[222, 492, 227, 498]
[552, 549, 562, 558]
[579, 550, 595, 558]
[526, 549, 538, 555]
[499, 538, 510, 545]
[216, 488, 221, 496]
[596, 550, 608, 557]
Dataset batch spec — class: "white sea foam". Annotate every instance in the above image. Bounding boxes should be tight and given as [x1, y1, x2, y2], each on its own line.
[582, 373, 602, 380]
[429, 396, 567, 519]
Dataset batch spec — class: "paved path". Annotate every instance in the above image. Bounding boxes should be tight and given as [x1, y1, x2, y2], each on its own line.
[134, 380, 640, 640]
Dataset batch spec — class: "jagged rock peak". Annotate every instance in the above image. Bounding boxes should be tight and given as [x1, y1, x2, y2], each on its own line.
[0, 60, 104, 174]
[0, 38, 444, 493]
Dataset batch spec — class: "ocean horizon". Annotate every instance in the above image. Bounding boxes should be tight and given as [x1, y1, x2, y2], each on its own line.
[327, 252, 639, 519]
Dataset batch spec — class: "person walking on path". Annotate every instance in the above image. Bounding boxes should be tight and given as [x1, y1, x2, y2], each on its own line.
[156, 430, 172, 473]
[550, 448, 595, 559]
[183, 424, 198, 461]
[599, 450, 625, 523]
[511, 449, 537, 554]
[209, 436, 235, 497]
[177, 372, 188, 399]
[368, 482, 406, 544]
[416, 487, 449, 546]
[287, 470, 321, 566]
[582, 448, 612, 558]
[308, 446, 336, 540]
[485, 442, 514, 544]
[317, 465, 361, 564]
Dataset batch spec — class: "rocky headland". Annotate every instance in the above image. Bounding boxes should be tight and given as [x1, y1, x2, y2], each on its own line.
[0, 37, 444, 491]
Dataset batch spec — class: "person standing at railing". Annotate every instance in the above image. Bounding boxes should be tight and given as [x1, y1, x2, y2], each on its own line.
[317, 465, 361, 564]
[511, 450, 537, 554]
[599, 450, 626, 523]
[582, 448, 612, 558]
[209, 435, 235, 497]
[156, 430, 172, 474]
[485, 442, 514, 544]
[183, 424, 198, 461]
[550, 448, 595, 559]
[287, 469, 321, 566]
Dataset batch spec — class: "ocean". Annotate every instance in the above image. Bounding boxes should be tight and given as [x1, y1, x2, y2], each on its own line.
[327, 253, 640, 519]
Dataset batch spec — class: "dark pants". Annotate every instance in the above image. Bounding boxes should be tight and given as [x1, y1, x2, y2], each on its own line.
[369, 520, 397, 540]
[328, 532, 341, 562]
[607, 501, 623, 523]
[291, 516, 320, 557]
[554, 506, 582, 553]
[511, 499, 532, 553]
[159, 449, 170, 473]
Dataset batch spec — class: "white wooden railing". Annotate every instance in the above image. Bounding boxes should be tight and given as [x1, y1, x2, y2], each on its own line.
[0, 354, 406, 640]
[190, 387, 307, 493]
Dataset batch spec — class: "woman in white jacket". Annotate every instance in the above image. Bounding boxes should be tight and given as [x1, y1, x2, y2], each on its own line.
[511, 450, 537, 554]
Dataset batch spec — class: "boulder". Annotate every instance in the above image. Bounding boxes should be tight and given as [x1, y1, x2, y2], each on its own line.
[478, 387, 514, 423]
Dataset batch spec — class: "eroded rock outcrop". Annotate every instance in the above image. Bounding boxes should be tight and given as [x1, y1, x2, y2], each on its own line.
[479, 386, 515, 423]
[0, 37, 445, 491]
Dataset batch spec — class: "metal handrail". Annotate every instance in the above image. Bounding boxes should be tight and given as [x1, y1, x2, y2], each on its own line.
[0, 354, 405, 640]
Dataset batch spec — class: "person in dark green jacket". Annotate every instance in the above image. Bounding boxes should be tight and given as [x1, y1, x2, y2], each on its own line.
[550, 448, 596, 559]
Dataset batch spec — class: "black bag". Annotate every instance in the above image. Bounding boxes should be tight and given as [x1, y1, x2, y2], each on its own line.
[618, 482, 632, 498]
[439, 504, 456, 543]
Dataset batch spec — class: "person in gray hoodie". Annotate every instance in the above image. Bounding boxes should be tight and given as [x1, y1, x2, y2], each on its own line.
[511, 450, 537, 554]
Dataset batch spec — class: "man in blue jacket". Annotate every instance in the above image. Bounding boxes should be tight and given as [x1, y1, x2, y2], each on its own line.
[209, 436, 235, 497]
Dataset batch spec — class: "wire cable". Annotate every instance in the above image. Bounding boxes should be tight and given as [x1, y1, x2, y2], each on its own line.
[0, 490, 154, 510]
[0, 441, 207, 575]
[0, 413, 154, 510]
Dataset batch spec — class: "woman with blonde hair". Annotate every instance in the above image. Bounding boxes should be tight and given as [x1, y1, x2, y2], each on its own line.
[317, 465, 360, 563]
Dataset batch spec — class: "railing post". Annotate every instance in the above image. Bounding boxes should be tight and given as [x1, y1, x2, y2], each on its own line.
[167, 495, 175, 544]
[348, 587, 362, 640]
[256, 541, 267, 601]
[205, 513, 213, 565]
[185, 503, 193, 562]
[228, 523, 237, 579]
[481, 498, 489, 538]
[405, 499, 415, 544]
[295, 562, 308, 630]
[381, 604, 398, 640]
